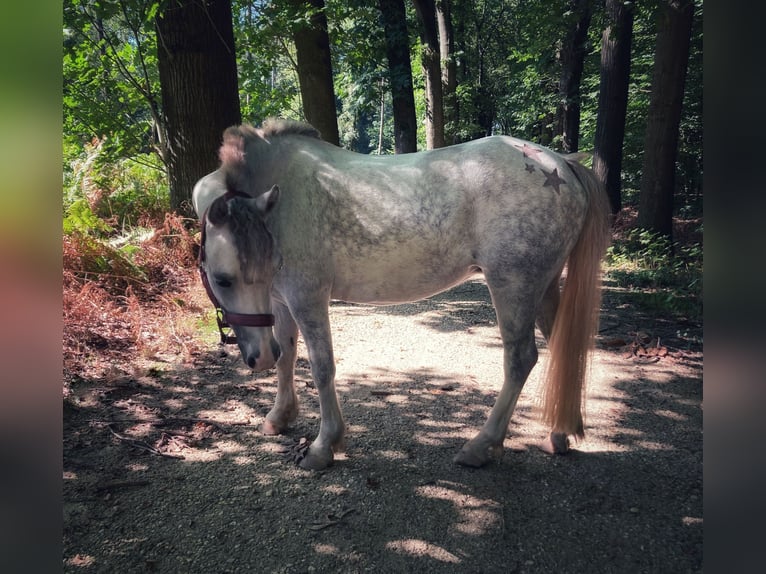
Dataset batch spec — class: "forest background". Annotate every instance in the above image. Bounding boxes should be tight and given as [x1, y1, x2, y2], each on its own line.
[62, 0, 703, 387]
[7, 2, 766, 571]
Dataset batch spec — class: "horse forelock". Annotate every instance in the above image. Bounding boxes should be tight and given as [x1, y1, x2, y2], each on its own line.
[205, 195, 274, 284]
[226, 197, 275, 285]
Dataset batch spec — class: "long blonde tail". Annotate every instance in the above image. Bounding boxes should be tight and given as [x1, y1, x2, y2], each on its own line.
[541, 159, 611, 438]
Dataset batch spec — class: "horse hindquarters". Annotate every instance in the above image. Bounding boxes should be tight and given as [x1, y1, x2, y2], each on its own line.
[455, 159, 609, 466]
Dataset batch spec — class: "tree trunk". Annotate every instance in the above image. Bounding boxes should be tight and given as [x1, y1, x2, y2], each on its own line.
[637, 0, 694, 238]
[436, 0, 457, 143]
[414, 0, 445, 149]
[557, 0, 592, 153]
[289, 0, 340, 146]
[155, 0, 241, 216]
[379, 0, 418, 153]
[593, 0, 635, 214]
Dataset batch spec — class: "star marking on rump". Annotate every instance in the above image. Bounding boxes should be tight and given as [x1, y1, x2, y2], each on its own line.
[525, 163, 536, 173]
[513, 142, 544, 159]
[542, 168, 566, 193]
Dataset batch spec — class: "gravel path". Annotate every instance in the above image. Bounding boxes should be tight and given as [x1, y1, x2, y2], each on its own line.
[64, 279, 703, 573]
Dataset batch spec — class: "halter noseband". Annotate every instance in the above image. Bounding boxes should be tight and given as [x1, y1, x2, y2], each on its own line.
[199, 190, 276, 345]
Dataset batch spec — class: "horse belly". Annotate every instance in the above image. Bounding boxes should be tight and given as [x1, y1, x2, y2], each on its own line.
[330, 238, 477, 305]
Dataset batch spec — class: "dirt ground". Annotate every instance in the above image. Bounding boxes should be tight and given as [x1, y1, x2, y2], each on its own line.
[63, 278, 702, 573]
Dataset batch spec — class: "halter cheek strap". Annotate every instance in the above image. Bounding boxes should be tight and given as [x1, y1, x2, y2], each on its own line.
[199, 190, 276, 345]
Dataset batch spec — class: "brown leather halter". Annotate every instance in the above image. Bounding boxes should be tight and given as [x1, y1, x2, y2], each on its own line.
[198, 190, 275, 345]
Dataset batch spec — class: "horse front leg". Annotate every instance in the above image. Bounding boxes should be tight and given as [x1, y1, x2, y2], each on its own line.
[261, 303, 299, 436]
[293, 305, 345, 471]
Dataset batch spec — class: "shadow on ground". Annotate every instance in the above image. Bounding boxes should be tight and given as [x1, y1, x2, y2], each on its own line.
[64, 282, 702, 573]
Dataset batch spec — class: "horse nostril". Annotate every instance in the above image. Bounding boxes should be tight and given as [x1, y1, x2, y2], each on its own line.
[247, 349, 260, 369]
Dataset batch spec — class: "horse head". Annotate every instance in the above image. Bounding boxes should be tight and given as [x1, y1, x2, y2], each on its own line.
[201, 185, 282, 371]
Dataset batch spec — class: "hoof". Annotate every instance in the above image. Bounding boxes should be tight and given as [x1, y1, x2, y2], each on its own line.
[260, 419, 286, 436]
[538, 432, 570, 455]
[298, 447, 334, 471]
[454, 442, 503, 468]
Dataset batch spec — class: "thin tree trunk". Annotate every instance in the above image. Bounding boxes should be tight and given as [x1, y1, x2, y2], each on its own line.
[155, 0, 241, 216]
[558, 0, 592, 153]
[289, 0, 340, 146]
[377, 79, 385, 154]
[637, 0, 694, 238]
[414, 0, 445, 149]
[379, 0, 418, 153]
[436, 0, 456, 143]
[593, 0, 634, 214]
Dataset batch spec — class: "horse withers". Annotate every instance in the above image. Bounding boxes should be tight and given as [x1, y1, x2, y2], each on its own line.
[194, 118, 610, 471]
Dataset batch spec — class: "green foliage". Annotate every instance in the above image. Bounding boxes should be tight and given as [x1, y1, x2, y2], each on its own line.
[64, 0, 163, 165]
[63, 198, 113, 236]
[605, 228, 703, 318]
[233, 0, 304, 122]
[63, 0, 703, 250]
[64, 137, 169, 233]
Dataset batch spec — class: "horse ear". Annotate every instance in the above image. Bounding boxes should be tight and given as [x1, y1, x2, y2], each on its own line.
[255, 185, 280, 215]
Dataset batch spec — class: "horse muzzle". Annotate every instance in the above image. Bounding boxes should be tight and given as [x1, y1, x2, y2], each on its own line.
[241, 336, 281, 372]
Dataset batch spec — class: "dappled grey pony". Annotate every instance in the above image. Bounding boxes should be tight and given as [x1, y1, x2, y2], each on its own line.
[193, 118, 610, 471]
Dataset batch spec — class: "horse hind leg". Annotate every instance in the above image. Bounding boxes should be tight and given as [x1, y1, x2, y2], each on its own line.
[536, 273, 560, 342]
[535, 273, 575, 454]
[454, 279, 539, 467]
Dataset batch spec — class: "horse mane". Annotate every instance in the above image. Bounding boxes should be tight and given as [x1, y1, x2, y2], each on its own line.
[218, 119, 320, 197]
[207, 195, 274, 285]
[260, 117, 321, 140]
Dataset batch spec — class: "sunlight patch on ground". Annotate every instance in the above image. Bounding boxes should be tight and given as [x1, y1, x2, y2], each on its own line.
[377, 449, 410, 460]
[256, 442, 290, 455]
[252, 473, 278, 487]
[211, 439, 246, 453]
[321, 484, 349, 496]
[633, 440, 676, 451]
[417, 419, 465, 429]
[162, 384, 195, 395]
[414, 483, 501, 536]
[162, 398, 188, 410]
[385, 539, 461, 564]
[414, 425, 474, 446]
[65, 554, 96, 568]
[682, 516, 702, 526]
[413, 432, 451, 447]
[313, 543, 339, 555]
[195, 402, 259, 423]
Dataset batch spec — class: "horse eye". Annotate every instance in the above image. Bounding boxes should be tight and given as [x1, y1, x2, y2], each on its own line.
[216, 278, 232, 288]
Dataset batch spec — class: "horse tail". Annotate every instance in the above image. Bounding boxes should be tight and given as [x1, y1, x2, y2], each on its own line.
[541, 158, 611, 439]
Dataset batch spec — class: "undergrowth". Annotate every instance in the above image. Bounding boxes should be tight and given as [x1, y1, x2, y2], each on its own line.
[63, 147, 214, 396]
[604, 210, 703, 320]
[62, 211, 214, 395]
